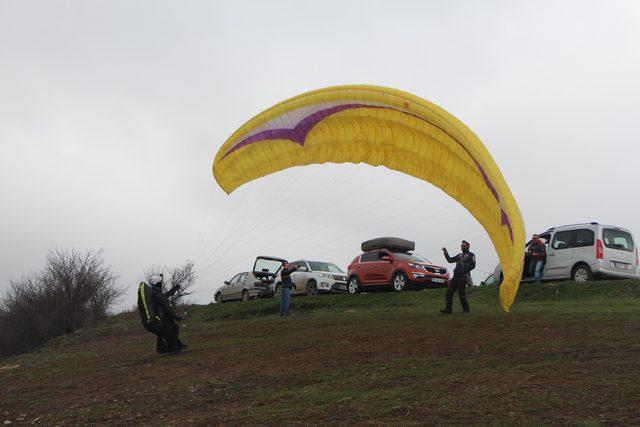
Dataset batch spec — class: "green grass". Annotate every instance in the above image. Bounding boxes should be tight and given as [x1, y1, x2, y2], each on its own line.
[1, 280, 639, 425]
[196, 279, 640, 321]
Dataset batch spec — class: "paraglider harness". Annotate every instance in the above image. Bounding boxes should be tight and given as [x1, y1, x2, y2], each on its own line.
[138, 280, 182, 352]
[137, 277, 185, 354]
[138, 281, 162, 333]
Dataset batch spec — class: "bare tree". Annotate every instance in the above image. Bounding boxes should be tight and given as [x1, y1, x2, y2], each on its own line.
[0, 249, 123, 356]
[169, 261, 196, 303]
[143, 261, 196, 306]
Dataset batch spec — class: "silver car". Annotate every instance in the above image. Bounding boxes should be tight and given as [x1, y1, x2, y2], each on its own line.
[271, 260, 348, 297]
[214, 271, 271, 303]
[493, 222, 639, 283]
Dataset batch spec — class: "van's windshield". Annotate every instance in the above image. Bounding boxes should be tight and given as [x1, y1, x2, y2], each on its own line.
[603, 229, 634, 252]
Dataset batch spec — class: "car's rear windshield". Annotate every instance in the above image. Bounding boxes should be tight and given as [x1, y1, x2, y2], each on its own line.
[308, 262, 344, 273]
[254, 258, 284, 274]
[391, 251, 431, 263]
[603, 229, 634, 252]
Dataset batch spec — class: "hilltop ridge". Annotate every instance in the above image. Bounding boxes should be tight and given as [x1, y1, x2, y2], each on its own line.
[2, 281, 640, 424]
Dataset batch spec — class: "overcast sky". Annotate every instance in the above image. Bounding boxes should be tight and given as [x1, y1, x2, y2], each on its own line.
[1, 0, 639, 308]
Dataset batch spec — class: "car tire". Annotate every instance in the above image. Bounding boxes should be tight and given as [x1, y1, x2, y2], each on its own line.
[391, 272, 407, 292]
[347, 277, 361, 294]
[241, 290, 249, 302]
[215, 292, 224, 304]
[572, 264, 593, 282]
[307, 280, 319, 296]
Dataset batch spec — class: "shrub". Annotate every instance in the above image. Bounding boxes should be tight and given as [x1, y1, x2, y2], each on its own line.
[0, 249, 123, 356]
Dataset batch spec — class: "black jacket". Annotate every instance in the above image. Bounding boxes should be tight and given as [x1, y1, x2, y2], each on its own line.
[280, 267, 298, 289]
[444, 250, 476, 278]
[138, 283, 180, 324]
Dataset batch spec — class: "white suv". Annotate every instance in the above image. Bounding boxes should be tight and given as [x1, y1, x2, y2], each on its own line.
[493, 222, 638, 283]
[271, 260, 348, 297]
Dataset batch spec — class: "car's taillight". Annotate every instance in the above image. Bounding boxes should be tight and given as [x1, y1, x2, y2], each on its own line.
[596, 239, 604, 260]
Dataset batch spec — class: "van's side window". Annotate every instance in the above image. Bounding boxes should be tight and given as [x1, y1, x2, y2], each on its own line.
[574, 229, 595, 247]
[551, 230, 574, 250]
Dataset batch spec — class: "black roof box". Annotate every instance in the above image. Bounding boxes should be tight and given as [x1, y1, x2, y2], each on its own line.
[361, 237, 415, 252]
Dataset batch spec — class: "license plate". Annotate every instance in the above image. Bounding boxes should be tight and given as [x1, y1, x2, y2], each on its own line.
[432, 278, 446, 283]
[614, 262, 630, 270]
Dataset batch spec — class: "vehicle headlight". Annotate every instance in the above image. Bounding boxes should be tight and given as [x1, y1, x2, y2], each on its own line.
[408, 263, 424, 270]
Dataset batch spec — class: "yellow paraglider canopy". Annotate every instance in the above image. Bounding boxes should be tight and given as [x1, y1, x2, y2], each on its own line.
[213, 85, 524, 311]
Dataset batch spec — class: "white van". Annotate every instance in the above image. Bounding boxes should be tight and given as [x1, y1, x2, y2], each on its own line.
[493, 223, 638, 283]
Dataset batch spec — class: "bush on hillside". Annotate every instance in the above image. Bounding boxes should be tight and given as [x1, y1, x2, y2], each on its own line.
[0, 249, 123, 356]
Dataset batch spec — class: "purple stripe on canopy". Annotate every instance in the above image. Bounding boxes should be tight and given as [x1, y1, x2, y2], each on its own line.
[224, 104, 367, 156]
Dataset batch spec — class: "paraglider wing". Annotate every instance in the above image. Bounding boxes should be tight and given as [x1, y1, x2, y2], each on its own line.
[212, 85, 524, 311]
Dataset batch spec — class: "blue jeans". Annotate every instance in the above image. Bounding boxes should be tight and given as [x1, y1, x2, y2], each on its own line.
[279, 287, 291, 316]
[532, 260, 544, 283]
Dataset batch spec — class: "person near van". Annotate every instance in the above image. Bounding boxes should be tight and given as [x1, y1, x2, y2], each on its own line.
[279, 262, 300, 317]
[440, 240, 476, 314]
[137, 274, 186, 354]
[527, 234, 547, 284]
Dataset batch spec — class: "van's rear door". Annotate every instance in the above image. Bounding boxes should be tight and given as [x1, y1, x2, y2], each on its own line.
[602, 228, 636, 272]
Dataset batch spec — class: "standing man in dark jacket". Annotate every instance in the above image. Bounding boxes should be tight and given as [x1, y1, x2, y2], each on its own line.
[279, 262, 299, 317]
[440, 240, 476, 314]
[527, 234, 547, 284]
[137, 274, 186, 354]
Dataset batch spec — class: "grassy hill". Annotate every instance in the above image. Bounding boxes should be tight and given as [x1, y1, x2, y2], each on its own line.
[2, 280, 640, 425]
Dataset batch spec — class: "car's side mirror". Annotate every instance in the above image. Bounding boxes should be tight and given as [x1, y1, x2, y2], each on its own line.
[224, 281, 230, 285]
[381, 255, 392, 262]
[298, 266, 308, 272]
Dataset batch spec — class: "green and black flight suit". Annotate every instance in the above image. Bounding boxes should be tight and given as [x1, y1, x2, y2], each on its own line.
[137, 282, 184, 354]
[443, 250, 476, 313]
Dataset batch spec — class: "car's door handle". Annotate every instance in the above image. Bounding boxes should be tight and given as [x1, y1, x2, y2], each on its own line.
[549, 253, 555, 256]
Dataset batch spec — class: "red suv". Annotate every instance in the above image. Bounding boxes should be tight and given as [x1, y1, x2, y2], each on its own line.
[347, 238, 449, 293]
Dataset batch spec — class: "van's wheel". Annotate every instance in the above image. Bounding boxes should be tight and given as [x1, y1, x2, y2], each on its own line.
[215, 292, 223, 304]
[572, 264, 593, 282]
[347, 277, 360, 294]
[307, 280, 319, 296]
[391, 272, 407, 292]
[241, 290, 249, 302]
